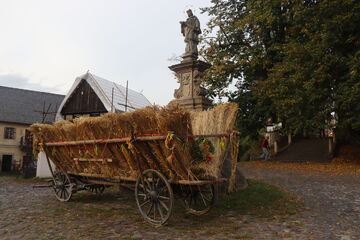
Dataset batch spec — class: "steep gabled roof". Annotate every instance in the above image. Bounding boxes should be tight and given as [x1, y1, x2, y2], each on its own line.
[0, 86, 65, 125]
[56, 72, 151, 120]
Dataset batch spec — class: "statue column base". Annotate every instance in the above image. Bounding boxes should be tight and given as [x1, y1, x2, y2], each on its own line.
[181, 53, 198, 63]
[169, 96, 212, 111]
[169, 59, 212, 112]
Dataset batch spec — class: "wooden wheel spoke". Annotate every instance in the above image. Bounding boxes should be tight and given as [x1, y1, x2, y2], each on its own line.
[153, 201, 156, 221]
[64, 189, 69, 199]
[158, 196, 170, 201]
[138, 193, 147, 198]
[55, 187, 61, 194]
[157, 202, 164, 220]
[198, 191, 208, 206]
[155, 177, 161, 188]
[159, 199, 169, 212]
[186, 195, 193, 207]
[147, 202, 154, 216]
[202, 195, 211, 202]
[62, 175, 67, 184]
[140, 199, 151, 207]
[151, 175, 155, 190]
[139, 184, 150, 193]
[60, 190, 65, 199]
[158, 185, 167, 195]
[145, 178, 153, 191]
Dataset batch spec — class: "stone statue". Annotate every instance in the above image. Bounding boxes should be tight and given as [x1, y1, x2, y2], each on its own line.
[180, 9, 201, 58]
[168, 9, 211, 111]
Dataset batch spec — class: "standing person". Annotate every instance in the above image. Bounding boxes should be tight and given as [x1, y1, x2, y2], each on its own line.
[260, 136, 270, 161]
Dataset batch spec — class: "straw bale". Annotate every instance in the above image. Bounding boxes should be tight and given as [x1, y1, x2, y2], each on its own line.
[30, 105, 194, 180]
[30, 103, 239, 181]
[190, 103, 238, 135]
[190, 103, 239, 178]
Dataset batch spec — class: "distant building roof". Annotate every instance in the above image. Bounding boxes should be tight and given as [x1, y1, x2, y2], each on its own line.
[56, 72, 152, 120]
[0, 86, 65, 125]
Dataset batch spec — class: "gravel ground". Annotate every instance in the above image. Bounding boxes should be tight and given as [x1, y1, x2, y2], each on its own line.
[1, 164, 360, 240]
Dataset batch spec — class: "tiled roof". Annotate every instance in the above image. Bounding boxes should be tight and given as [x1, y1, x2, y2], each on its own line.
[0, 86, 65, 125]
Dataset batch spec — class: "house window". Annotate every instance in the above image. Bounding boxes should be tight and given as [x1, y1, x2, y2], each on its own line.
[4, 127, 16, 139]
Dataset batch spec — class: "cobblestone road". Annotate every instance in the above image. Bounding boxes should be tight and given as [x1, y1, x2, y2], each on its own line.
[1, 164, 360, 240]
[241, 163, 360, 240]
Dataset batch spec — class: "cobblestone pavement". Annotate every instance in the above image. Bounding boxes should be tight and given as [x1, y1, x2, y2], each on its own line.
[1, 165, 360, 240]
[240, 163, 360, 240]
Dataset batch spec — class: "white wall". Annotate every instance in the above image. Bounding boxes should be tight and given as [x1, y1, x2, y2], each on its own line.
[36, 151, 55, 178]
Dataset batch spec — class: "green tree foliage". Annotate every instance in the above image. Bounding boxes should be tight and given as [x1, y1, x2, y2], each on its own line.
[201, 0, 360, 140]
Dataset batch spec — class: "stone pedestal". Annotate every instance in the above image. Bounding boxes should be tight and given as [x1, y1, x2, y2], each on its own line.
[169, 59, 212, 111]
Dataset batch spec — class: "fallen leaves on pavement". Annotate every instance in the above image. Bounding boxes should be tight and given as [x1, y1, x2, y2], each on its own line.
[240, 161, 360, 176]
[241, 144, 360, 176]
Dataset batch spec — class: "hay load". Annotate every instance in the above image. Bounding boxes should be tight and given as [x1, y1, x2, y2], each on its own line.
[189, 103, 239, 179]
[30, 103, 239, 186]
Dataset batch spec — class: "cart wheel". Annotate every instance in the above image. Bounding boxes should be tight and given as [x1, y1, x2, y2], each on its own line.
[86, 185, 105, 194]
[135, 169, 174, 225]
[183, 184, 216, 216]
[52, 171, 73, 202]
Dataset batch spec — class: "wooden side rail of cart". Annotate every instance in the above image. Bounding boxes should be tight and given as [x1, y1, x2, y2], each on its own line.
[41, 133, 236, 147]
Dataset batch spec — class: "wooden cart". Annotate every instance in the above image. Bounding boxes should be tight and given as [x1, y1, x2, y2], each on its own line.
[40, 132, 238, 226]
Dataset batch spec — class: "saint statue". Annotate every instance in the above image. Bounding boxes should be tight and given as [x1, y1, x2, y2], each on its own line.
[180, 9, 201, 58]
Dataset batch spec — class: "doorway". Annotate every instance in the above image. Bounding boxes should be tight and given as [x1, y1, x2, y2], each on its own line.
[1, 155, 12, 172]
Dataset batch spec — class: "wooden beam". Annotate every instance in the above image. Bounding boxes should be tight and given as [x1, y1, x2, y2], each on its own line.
[44, 136, 166, 146]
[67, 171, 136, 181]
[42, 133, 236, 147]
[86, 179, 135, 187]
[73, 158, 113, 163]
[66, 171, 226, 186]
[173, 178, 227, 185]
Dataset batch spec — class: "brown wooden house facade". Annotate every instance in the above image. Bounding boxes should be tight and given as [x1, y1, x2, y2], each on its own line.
[60, 79, 107, 119]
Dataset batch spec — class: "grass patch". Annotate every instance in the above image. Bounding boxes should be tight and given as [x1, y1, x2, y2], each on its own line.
[214, 179, 303, 217]
[162, 179, 304, 232]
[175, 179, 303, 225]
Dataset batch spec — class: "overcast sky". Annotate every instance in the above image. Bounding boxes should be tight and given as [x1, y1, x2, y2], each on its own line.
[0, 0, 212, 105]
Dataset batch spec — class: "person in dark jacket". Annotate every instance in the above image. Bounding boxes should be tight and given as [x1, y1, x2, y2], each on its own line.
[260, 136, 270, 161]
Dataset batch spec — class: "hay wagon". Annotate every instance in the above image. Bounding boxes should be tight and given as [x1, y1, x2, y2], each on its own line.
[31, 103, 240, 225]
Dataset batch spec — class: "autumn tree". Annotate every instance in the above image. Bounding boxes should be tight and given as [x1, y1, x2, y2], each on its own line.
[201, 0, 360, 141]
